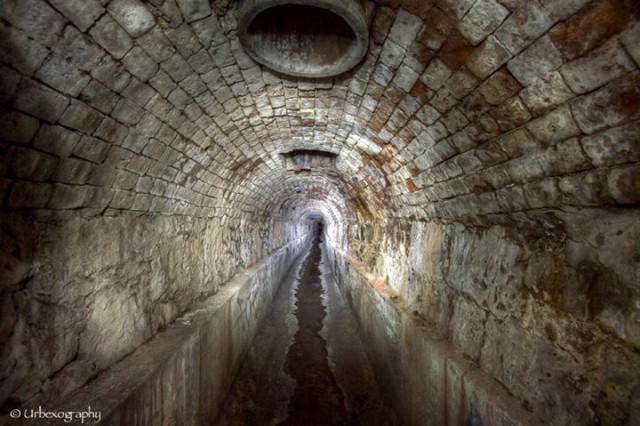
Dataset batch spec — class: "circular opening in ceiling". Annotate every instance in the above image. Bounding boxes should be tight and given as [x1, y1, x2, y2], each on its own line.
[238, 0, 369, 78]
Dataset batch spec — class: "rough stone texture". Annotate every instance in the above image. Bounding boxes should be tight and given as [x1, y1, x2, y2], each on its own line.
[0, 212, 309, 409]
[24, 233, 311, 422]
[0, 0, 638, 424]
[331, 211, 640, 425]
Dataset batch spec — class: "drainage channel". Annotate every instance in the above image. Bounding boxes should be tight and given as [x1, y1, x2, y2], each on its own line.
[280, 235, 347, 425]
[216, 231, 398, 425]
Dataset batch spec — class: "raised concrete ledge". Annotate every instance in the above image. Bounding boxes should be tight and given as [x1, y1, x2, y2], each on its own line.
[325, 243, 541, 426]
[34, 235, 312, 425]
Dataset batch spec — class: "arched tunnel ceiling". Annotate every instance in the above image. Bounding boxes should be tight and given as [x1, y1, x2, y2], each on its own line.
[0, 0, 639, 224]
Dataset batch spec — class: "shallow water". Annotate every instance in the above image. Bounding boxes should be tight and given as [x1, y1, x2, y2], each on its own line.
[216, 234, 398, 425]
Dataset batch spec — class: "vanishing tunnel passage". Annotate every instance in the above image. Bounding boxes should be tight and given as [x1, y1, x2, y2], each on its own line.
[219, 225, 398, 425]
[1, 0, 639, 425]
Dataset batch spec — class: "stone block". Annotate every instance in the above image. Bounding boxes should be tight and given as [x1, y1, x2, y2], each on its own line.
[186, 49, 214, 75]
[161, 53, 192, 83]
[191, 15, 225, 49]
[59, 100, 104, 134]
[79, 80, 118, 115]
[137, 27, 176, 63]
[437, 0, 476, 21]
[150, 180, 168, 196]
[33, 124, 80, 157]
[175, 0, 211, 23]
[111, 98, 144, 126]
[0, 109, 40, 144]
[72, 136, 111, 164]
[458, 0, 510, 46]
[122, 80, 157, 108]
[91, 55, 132, 94]
[149, 69, 178, 98]
[35, 55, 90, 97]
[180, 75, 208, 98]
[87, 164, 117, 187]
[538, 138, 591, 176]
[558, 169, 609, 206]
[454, 150, 482, 174]
[560, 39, 635, 95]
[90, 14, 134, 60]
[437, 30, 475, 71]
[10, 147, 58, 181]
[134, 115, 163, 138]
[0, 64, 20, 104]
[0, 142, 17, 176]
[620, 21, 640, 68]
[109, 189, 136, 209]
[526, 105, 581, 144]
[507, 35, 563, 86]
[491, 96, 531, 132]
[441, 108, 469, 134]
[142, 139, 168, 161]
[6, 181, 52, 208]
[0, 23, 49, 76]
[519, 71, 574, 117]
[166, 24, 201, 58]
[49, 0, 105, 32]
[581, 122, 640, 167]
[57, 26, 105, 72]
[446, 68, 479, 99]
[466, 36, 512, 79]
[392, 65, 420, 93]
[388, 9, 424, 49]
[571, 75, 640, 135]
[477, 68, 522, 105]
[607, 165, 640, 204]
[54, 158, 93, 184]
[135, 176, 154, 193]
[48, 183, 88, 209]
[108, 0, 155, 38]
[122, 46, 159, 82]
[538, 0, 590, 21]
[13, 78, 69, 123]
[417, 6, 453, 52]
[494, 0, 554, 55]
[126, 156, 151, 177]
[548, 0, 633, 61]
[93, 117, 128, 144]
[474, 141, 508, 167]
[82, 186, 113, 209]
[496, 184, 529, 211]
[496, 128, 539, 158]
[380, 39, 406, 70]
[522, 178, 559, 208]
[0, 0, 65, 47]
[168, 87, 190, 109]
[113, 169, 138, 190]
[132, 193, 153, 211]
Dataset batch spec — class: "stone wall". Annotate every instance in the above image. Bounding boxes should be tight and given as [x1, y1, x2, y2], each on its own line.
[29, 231, 310, 425]
[0, 210, 310, 411]
[327, 207, 640, 425]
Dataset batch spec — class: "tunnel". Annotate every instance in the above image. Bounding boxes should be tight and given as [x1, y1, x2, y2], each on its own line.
[0, 0, 639, 425]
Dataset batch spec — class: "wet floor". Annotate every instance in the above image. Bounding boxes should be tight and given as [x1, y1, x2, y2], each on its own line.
[216, 231, 399, 425]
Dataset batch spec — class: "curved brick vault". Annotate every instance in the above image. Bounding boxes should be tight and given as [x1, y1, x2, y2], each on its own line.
[1, 0, 639, 424]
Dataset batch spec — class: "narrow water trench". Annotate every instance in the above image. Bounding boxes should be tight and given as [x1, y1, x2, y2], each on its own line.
[217, 227, 398, 425]
[280, 232, 347, 425]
